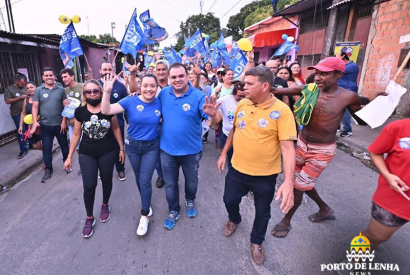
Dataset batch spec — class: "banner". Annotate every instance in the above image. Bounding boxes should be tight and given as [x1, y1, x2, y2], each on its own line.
[230, 50, 248, 79]
[120, 9, 143, 59]
[140, 10, 168, 45]
[164, 46, 182, 65]
[188, 29, 206, 57]
[334, 41, 361, 63]
[59, 22, 83, 68]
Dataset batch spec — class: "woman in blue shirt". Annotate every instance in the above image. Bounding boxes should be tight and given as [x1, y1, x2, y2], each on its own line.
[101, 74, 161, 236]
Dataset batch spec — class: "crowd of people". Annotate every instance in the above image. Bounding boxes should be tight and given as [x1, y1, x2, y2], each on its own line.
[3, 51, 408, 266]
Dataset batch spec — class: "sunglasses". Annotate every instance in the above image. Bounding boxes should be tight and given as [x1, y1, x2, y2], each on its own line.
[84, 89, 101, 95]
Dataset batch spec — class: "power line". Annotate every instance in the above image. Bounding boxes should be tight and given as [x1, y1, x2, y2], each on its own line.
[220, 0, 246, 19]
[159, 1, 199, 23]
[207, 0, 218, 13]
[154, 0, 193, 17]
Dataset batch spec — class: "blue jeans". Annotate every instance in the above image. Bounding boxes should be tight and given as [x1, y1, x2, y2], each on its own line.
[160, 150, 202, 212]
[12, 115, 28, 152]
[40, 124, 69, 172]
[155, 124, 163, 178]
[341, 109, 352, 132]
[126, 136, 160, 216]
[218, 133, 233, 168]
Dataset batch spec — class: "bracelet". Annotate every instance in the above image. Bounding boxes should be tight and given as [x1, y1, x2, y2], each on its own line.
[119, 149, 125, 151]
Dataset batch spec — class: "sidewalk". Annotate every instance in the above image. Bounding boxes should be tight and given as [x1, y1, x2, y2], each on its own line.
[0, 139, 59, 189]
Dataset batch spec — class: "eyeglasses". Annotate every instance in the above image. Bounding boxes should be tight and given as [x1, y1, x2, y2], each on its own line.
[84, 89, 101, 95]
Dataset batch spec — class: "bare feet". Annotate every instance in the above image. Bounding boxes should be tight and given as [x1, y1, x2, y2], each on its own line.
[308, 208, 335, 223]
[271, 219, 292, 238]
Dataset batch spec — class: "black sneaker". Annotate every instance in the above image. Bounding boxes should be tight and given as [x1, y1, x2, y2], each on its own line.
[202, 137, 208, 144]
[118, 171, 127, 181]
[17, 151, 28, 159]
[41, 170, 53, 183]
[156, 177, 165, 188]
[340, 130, 352, 137]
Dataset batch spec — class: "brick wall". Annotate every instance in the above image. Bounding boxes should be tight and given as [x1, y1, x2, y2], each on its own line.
[362, 0, 410, 116]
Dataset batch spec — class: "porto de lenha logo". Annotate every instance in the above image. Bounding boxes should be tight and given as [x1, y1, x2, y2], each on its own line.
[320, 233, 400, 274]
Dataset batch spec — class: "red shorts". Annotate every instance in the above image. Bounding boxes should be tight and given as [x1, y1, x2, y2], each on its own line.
[294, 135, 336, 191]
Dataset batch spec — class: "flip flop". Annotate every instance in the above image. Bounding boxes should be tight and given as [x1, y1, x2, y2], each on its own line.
[308, 213, 336, 223]
[271, 224, 292, 238]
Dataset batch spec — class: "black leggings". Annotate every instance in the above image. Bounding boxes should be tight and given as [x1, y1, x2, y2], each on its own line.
[79, 150, 117, 217]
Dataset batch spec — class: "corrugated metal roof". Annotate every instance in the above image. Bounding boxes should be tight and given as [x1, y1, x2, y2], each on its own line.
[327, 0, 354, 10]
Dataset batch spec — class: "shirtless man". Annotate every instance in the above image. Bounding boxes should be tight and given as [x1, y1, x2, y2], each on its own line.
[271, 57, 369, 238]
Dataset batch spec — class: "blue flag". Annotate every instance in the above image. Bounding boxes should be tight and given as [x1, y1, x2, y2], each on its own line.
[120, 9, 143, 59]
[189, 30, 206, 56]
[140, 10, 168, 45]
[59, 22, 83, 68]
[273, 40, 297, 56]
[230, 50, 248, 79]
[164, 46, 182, 65]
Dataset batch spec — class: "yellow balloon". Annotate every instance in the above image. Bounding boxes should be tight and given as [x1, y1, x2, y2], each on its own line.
[148, 51, 154, 56]
[23, 114, 33, 125]
[59, 15, 71, 24]
[158, 50, 163, 54]
[121, 57, 125, 63]
[237, 38, 253, 52]
[71, 15, 81, 24]
[202, 33, 206, 38]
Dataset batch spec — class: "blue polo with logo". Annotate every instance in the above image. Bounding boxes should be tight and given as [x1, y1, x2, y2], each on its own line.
[118, 96, 161, 141]
[158, 83, 208, 156]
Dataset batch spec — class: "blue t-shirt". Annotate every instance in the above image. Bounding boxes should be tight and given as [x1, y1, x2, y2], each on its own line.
[158, 83, 209, 156]
[98, 79, 128, 127]
[118, 96, 161, 141]
[338, 61, 359, 93]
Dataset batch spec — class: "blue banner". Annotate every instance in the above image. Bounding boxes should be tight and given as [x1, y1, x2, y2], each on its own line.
[230, 50, 248, 79]
[273, 40, 296, 56]
[164, 46, 182, 65]
[120, 9, 143, 59]
[140, 10, 168, 45]
[189, 30, 206, 57]
[59, 22, 83, 68]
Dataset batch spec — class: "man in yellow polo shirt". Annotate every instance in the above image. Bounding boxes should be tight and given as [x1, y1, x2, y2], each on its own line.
[216, 66, 297, 265]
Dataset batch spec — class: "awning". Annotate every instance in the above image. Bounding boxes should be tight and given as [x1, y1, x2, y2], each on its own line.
[327, 0, 353, 10]
[248, 29, 297, 48]
[273, 0, 332, 17]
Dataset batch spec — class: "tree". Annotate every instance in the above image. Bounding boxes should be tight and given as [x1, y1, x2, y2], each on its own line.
[96, 33, 119, 44]
[244, 5, 273, 28]
[174, 12, 221, 51]
[79, 34, 98, 43]
[225, 0, 271, 41]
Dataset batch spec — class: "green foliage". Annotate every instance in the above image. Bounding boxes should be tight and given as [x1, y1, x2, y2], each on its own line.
[225, 0, 271, 41]
[243, 5, 273, 28]
[174, 12, 221, 51]
[79, 33, 119, 44]
[277, 0, 300, 12]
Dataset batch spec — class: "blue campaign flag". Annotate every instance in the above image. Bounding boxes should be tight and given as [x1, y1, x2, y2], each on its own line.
[59, 22, 83, 68]
[273, 40, 296, 56]
[188, 29, 206, 56]
[230, 42, 240, 58]
[164, 46, 182, 65]
[230, 50, 248, 79]
[120, 9, 143, 59]
[140, 10, 168, 45]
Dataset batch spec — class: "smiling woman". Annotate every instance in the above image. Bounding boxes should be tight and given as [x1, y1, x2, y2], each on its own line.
[101, 73, 162, 237]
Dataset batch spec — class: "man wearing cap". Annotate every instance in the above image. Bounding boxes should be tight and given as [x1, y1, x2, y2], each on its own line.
[336, 51, 360, 137]
[271, 57, 370, 238]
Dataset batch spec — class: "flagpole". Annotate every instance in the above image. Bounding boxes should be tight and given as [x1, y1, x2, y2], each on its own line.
[112, 49, 120, 68]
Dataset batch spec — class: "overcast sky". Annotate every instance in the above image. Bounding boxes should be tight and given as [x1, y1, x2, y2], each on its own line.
[3, 0, 255, 45]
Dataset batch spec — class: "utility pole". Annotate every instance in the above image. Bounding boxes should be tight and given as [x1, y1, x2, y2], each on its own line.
[200, 0, 204, 14]
[86, 16, 89, 35]
[5, 0, 15, 33]
[111, 22, 115, 44]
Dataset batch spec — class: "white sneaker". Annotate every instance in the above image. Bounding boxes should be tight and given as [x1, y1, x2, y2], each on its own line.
[137, 216, 149, 236]
[148, 207, 153, 217]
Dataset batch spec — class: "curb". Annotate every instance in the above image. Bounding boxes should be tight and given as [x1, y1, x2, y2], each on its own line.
[335, 137, 377, 172]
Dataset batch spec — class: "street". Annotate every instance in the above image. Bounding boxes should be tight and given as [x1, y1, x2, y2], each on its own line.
[0, 132, 409, 275]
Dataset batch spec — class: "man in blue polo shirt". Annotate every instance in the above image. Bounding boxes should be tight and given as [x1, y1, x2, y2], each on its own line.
[159, 62, 218, 230]
[98, 61, 129, 181]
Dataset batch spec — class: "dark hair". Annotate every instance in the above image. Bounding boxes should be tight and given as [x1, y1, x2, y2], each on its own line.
[60, 68, 74, 77]
[270, 56, 280, 61]
[259, 61, 266, 66]
[341, 52, 350, 61]
[231, 80, 245, 95]
[84, 71, 90, 75]
[277, 67, 295, 82]
[25, 81, 36, 87]
[305, 73, 316, 84]
[205, 62, 213, 69]
[200, 72, 209, 80]
[15, 73, 27, 82]
[245, 66, 274, 88]
[135, 74, 142, 80]
[141, 74, 159, 87]
[42, 67, 55, 76]
[169, 62, 188, 75]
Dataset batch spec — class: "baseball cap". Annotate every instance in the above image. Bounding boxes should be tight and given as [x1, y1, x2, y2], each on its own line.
[217, 67, 225, 72]
[307, 57, 346, 72]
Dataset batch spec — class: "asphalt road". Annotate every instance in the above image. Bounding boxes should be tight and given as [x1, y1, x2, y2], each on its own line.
[0, 132, 409, 275]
